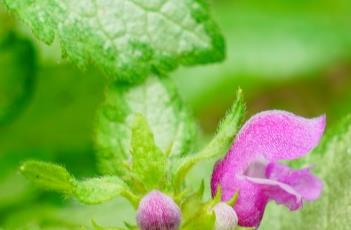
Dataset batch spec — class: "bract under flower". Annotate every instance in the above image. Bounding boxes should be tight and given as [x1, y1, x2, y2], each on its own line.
[211, 110, 326, 227]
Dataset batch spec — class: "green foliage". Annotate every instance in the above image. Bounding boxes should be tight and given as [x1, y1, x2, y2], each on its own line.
[2, 0, 224, 82]
[173, 89, 245, 191]
[180, 181, 216, 230]
[75, 176, 127, 205]
[92, 220, 138, 230]
[130, 114, 167, 190]
[20, 160, 75, 195]
[261, 114, 351, 230]
[20, 160, 133, 205]
[180, 184, 239, 229]
[5, 0, 351, 229]
[0, 31, 36, 125]
[96, 75, 197, 176]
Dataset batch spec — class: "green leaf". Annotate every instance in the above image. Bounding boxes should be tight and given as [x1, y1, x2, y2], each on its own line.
[75, 176, 128, 205]
[3, 0, 224, 82]
[92, 220, 138, 230]
[181, 194, 216, 230]
[0, 31, 36, 125]
[261, 114, 351, 230]
[92, 220, 125, 230]
[96, 75, 197, 176]
[20, 160, 75, 194]
[20, 161, 131, 205]
[173, 89, 245, 191]
[179, 180, 205, 218]
[130, 114, 167, 190]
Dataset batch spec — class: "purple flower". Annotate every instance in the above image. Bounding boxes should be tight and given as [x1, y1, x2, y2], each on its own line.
[136, 190, 181, 230]
[211, 110, 326, 227]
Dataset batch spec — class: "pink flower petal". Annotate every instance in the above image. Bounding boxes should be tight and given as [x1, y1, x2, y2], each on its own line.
[227, 110, 326, 166]
[244, 176, 303, 211]
[226, 179, 268, 227]
[211, 111, 326, 227]
[266, 162, 323, 201]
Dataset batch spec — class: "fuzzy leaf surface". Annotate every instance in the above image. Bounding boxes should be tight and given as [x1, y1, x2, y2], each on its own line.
[20, 161, 128, 205]
[96, 76, 197, 175]
[3, 0, 224, 81]
[173, 89, 245, 191]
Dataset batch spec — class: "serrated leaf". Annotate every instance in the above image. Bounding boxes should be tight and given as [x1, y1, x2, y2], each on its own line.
[96, 75, 197, 176]
[20, 161, 131, 205]
[3, 0, 224, 82]
[173, 89, 245, 191]
[261, 114, 351, 230]
[130, 114, 167, 189]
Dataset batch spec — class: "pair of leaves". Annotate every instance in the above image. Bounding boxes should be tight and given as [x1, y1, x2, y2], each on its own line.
[19, 76, 245, 229]
[261, 114, 351, 229]
[17, 75, 197, 206]
[3, 0, 224, 82]
[19, 78, 245, 206]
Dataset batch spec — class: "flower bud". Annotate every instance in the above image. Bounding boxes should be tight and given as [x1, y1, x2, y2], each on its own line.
[136, 190, 181, 230]
[213, 202, 238, 230]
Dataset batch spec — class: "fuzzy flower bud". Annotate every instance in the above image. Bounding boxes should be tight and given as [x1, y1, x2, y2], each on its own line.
[136, 190, 181, 230]
[213, 202, 238, 230]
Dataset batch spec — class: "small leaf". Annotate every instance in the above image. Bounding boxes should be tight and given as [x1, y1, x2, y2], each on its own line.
[3, 0, 224, 82]
[96, 76, 197, 176]
[20, 160, 133, 205]
[130, 114, 167, 190]
[75, 176, 127, 205]
[180, 180, 205, 217]
[173, 89, 245, 191]
[181, 204, 216, 230]
[92, 220, 125, 230]
[20, 160, 75, 194]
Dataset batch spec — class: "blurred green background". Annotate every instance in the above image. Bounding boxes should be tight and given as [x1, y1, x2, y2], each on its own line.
[1, 0, 351, 229]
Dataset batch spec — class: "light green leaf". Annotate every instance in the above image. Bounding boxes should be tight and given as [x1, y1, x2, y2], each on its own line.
[3, 0, 224, 82]
[130, 114, 167, 190]
[261, 114, 351, 230]
[75, 176, 127, 205]
[181, 197, 216, 230]
[92, 220, 138, 230]
[173, 89, 245, 191]
[179, 180, 205, 218]
[96, 75, 197, 176]
[92, 220, 125, 230]
[20, 160, 75, 194]
[20, 161, 131, 205]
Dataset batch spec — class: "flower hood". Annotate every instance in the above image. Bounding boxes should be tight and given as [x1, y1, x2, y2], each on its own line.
[211, 110, 326, 227]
